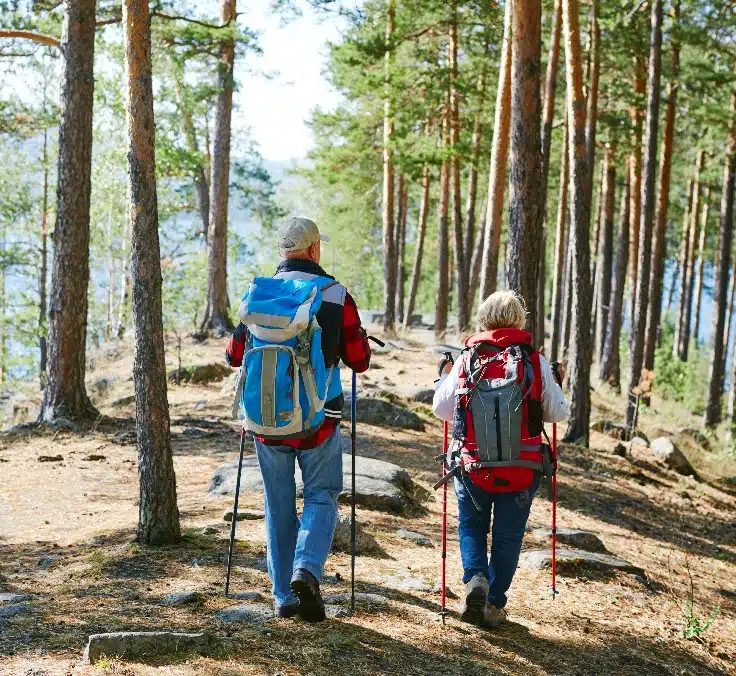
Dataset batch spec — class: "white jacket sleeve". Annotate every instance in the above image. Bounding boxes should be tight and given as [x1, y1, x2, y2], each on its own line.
[432, 358, 461, 422]
[539, 354, 567, 422]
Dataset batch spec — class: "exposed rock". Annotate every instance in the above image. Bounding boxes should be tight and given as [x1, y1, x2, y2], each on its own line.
[230, 591, 263, 602]
[613, 443, 627, 458]
[253, 557, 268, 572]
[520, 549, 644, 575]
[324, 592, 388, 606]
[201, 526, 218, 535]
[210, 452, 422, 513]
[223, 508, 265, 522]
[431, 583, 459, 600]
[111, 395, 136, 408]
[332, 515, 383, 556]
[649, 437, 696, 476]
[37, 555, 60, 570]
[0, 604, 30, 618]
[38, 455, 63, 463]
[325, 604, 351, 618]
[0, 593, 32, 603]
[409, 388, 435, 405]
[83, 454, 106, 462]
[83, 631, 218, 665]
[182, 427, 214, 438]
[678, 427, 712, 452]
[630, 436, 649, 449]
[162, 591, 200, 606]
[396, 529, 432, 547]
[215, 603, 274, 623]
[532, 528, 606, 553]
[193, 401, 206, 411]
[342, 396, 424, 431]
[168, 363, 230, 385]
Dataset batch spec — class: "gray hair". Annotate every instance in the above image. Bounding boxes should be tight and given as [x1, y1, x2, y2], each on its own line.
[476, 290, 527, 331]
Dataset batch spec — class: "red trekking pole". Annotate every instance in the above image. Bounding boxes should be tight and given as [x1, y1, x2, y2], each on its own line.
[551, 421, 558, 600]
[441, 420, 449, 624]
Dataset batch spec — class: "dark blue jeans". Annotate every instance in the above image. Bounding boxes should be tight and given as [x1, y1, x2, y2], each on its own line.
[454, 474, 540, 609]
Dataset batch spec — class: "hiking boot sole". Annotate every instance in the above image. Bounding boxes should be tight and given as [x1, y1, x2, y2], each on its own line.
[460, 587, 487, 625]
[290, 578, 326, 623]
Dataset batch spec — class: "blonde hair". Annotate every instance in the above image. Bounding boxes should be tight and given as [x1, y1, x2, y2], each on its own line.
[476, 290, 527, 331]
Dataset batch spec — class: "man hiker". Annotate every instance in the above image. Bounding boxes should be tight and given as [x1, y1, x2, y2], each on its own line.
[432, 290, 567, 627]
[226, 216, 371, 622]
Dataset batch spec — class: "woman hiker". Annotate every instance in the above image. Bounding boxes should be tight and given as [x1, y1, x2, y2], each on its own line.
[432, 290, 567, 627]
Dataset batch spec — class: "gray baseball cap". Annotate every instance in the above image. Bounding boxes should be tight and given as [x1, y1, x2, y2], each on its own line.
[277, 217, 330, 253]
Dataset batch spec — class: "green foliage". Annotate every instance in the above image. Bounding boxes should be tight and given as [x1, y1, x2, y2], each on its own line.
[681, 601, 720, 641]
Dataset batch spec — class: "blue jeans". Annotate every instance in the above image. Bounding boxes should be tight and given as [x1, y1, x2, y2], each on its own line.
[454, 474, 539, 609]
[254, 426, 343, 608]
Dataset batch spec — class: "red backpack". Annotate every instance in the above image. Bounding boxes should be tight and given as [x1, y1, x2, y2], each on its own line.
[435, 329, 553, 494]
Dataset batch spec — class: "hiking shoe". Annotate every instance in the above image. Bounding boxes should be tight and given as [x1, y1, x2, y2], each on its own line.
[461, 574, 489, 625]
[483, 603, 507, 628]
[290, 568, 326, 623]
[275, 602, 300, 619]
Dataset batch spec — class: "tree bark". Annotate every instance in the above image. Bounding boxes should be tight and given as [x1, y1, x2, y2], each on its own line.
[723, 252, 736, 379]
[594, 144, 615, 364]
[39, 126, 49, 389]
[395, 174, 408, 323]
[628, 57, 646, 320]
[703, 91, 736, 428]
[40, 0, 98, 423]
[479, 0, 512, 300]
[626, 0, 662, 428]
[692, 187, 711, 347]
[600, 165, 630, 389]
[673, 179, 694, 357]
[123, 0, 181, 546]
[467, 195, 488, 314]
[644, 9, 679, 372]
[381, 0, 397, 333]
[678, 149, 706, 359]
[449, 5, 469, 332]
[506, 0, 544, 341]
[404, 162, 431, 329]
[550, 123, 569, 362]
[562, 0, 592, 443]
[201, 0, 237, 336]
[584, 0, 600, 205]
[435, 118, 450, 339]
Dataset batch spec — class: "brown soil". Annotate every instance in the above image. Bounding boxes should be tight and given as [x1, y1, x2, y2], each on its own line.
[0, 331, 734, 675]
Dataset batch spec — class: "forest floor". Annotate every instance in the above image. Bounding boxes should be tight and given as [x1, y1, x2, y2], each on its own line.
[0, 329, 735, 675]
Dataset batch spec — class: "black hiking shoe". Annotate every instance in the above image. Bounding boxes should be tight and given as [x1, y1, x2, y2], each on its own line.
[290, 568, 326, 623]
[461, 574, 489, 626]
[275, 601, 300, 619]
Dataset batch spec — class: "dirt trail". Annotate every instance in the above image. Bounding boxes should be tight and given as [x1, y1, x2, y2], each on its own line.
[0, 331, 734, 675]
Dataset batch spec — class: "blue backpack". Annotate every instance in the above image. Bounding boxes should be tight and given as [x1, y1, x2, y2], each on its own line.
[232, 276, 338, 439]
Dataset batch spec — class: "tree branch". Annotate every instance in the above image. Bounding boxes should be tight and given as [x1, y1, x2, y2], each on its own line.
[0, 30, 60, 48]
[151, 12, 233, 30]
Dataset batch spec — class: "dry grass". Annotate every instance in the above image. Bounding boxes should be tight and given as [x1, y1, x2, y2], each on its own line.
[0, 331, 734, 675]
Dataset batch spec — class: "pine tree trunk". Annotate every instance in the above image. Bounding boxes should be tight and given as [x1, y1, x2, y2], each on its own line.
[39, 127, 49, 389]
[536, 228, 546, 347]
[382, 0, 397, 333]
[644, 11, 679, 372]
[674, 178, 694, 357]
[723, 253, 736, 378]
[449, 6, 469, 332]
[561, 215, 574, 353]
[590, 159, 604, 287]
[404, 162, 431, 329]
[507, 0, 543, 341]
[626, 0, 663, 428]
[467, 195, 488, 314]
[600, 165, 630, 389]
[584, 0, 600, 205]
[550, 123, 569, 362]
[692, 187, 711, 347]
[435, 120, 451, 339]
[594, 144, 615, 363]
[703, 91, 736, 428]
[40, 0, 97, 423]
[562, 0, 592, 443]
[105, 211, 115, 343]
[395, 175, 408, 323]
[479, 0, 512, 300]
[628, 57, 646, 320]
[201, 0, 237, 336]
[678, 149, 706, 359]
[123, 0, 181, 546]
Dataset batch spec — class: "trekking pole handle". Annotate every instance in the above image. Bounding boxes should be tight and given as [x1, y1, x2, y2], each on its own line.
[438, 351, 455, 379]
[551, 361, 563, 387]
[367, 335, 385, 347]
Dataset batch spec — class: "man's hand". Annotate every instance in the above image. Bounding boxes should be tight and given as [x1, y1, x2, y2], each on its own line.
[551, 361, 566, 386]
[441, 361, 454, 375]
[437, 351, 455, 379]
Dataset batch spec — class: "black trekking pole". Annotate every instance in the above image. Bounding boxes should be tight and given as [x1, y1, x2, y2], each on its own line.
[225, 428, 246, 597]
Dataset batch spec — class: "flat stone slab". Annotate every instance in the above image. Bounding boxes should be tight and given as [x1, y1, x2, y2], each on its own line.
[215, 603, 274, 623]
[0, 593, 32, 603]
[37, 555, 60, 569]
[332, 515, 383, 556]
[520, 549, 643, 576]
[229, 591, 263, 602]
[0, 604, 30, 618]
[649, 437, 696, 476]
[325, 604, 351, 618]
[342, 396, 424, 431]
[209, 452, 420, 513]
[324, 592, 388, 606]
[83, 631, 218, 665]
[532, 528, 606, 553]
[223, 508, 265, 522]
[396, 529, 432, 547]
[162, 591, 200, 606]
